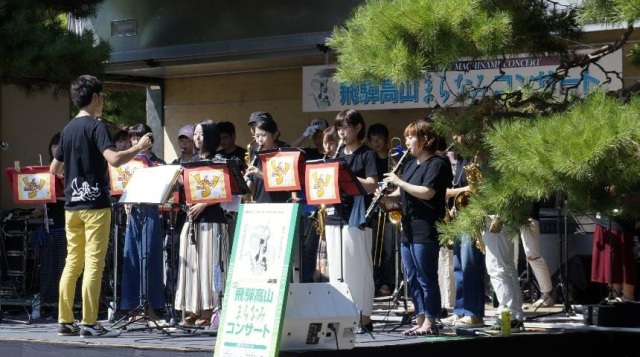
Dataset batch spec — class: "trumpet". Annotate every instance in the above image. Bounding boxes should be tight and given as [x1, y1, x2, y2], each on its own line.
[359, 145, 409, 230]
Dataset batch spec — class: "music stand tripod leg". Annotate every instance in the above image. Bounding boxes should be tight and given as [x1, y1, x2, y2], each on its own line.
[388, 225, 412, 332]
[111, 205, 168, 333]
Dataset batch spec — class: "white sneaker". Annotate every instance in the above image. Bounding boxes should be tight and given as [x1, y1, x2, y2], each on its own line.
[80, 322, 121, 338]
[441, 314, 461, 324]
[453, 315, 484, 328]
[532, 293, 555, 308]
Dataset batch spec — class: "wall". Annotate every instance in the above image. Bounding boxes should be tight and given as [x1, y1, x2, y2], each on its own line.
[0, 85, 70, 211]
[161, 69, 429, 163]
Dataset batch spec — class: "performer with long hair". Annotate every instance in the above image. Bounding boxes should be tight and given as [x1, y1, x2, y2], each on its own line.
[378, 120, 452, 336]
[324, 109, 378, 334]
[175, 119, 228, 327]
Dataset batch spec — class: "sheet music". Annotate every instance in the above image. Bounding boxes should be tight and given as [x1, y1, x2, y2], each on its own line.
[119, 165, 182, 204]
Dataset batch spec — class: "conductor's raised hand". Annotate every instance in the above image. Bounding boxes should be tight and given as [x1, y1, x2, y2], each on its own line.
[136, 133, 154, 151]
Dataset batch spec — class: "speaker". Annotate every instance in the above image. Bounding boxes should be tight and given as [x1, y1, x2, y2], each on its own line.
[560, 254, 606, 304]
[279, 283, 358, 351]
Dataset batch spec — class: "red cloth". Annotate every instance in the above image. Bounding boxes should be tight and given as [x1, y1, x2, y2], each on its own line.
[591, 223, 637, 285]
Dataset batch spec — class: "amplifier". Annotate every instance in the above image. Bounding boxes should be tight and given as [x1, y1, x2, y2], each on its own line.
[584, 303, 640, 327]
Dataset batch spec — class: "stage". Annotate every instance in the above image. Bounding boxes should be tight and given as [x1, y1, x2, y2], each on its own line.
[1, 299, 639, 357]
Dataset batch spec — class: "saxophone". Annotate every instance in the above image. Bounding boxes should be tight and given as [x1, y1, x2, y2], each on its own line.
[456, 157, 485, 254]
[243, 141, 256, 203]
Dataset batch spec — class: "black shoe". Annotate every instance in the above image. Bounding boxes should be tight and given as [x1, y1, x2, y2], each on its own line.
[440, 308, 449, 318]
[57, 322, 80, 336]
[357, 321, 374, 334]
[485, 318, 524, 333]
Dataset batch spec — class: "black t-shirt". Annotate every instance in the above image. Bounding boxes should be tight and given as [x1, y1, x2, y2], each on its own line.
[452, 156, 470, 189]
[186, 154, 226, 224]
[374, 154, 388, 183]
[249, 157, 292, 204]
[400, 154, 452, 243]
[300, 147, 324, 161]
[325, 145, 378, 226]
[55, 116, 114, 210]
[217, 146, 247, 162]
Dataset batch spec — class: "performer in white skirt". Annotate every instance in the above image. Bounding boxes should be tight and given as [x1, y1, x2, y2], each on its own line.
[324, 109, 378, 334]
[175, 119, 228, 327]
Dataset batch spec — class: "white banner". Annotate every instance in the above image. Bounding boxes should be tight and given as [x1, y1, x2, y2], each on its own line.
[302, 50, 623, 112]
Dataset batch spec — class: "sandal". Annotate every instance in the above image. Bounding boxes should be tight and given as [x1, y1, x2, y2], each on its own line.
[179, 312, 200, 326]
[424, 325, 439, 336]
[195, 310, 213, 327]
[406, 325, 439, 337]
[401, 326, 420, 336]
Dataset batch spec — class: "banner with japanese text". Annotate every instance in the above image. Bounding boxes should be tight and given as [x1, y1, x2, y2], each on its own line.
[302, 50, 623, 112]
[214, 203, 300, 357]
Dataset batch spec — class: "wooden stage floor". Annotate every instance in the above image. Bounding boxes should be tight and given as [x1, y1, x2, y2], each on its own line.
[1, 297, 639, 357]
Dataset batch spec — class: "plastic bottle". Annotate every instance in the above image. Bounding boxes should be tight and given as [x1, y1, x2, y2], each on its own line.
[500, 305, 511, 335]
[108, 301, 115, 322]
[32, 293, 41, 320]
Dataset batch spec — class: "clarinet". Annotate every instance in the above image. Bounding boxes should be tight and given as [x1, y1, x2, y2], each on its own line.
[187, 207, 196, 245]
[359, 146, 410, 230]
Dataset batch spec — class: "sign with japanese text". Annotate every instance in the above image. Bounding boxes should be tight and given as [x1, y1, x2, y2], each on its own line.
[183, 165, 232, 204]
[302, 50, 623, 112]
[108, 155, 149, 195]
[5, 166, 57, 204]
[214, 203, 300, 357]
[304, 161, 340, 205]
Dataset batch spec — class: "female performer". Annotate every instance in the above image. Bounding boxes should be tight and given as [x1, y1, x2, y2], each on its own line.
[244, 116, 291, 204]
[120, 124, 166, 317]
[175, 119, 228, 327]
[379, 120, 452, 336]
[324, 109, 378, 334]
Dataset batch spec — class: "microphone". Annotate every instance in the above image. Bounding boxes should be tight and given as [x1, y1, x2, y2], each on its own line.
[1, 142, 8, 151]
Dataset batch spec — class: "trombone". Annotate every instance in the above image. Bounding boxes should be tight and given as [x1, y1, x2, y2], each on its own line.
[372, 137, 406, 266]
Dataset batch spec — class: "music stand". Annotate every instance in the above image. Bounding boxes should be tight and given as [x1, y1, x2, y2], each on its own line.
[111, 165, 182, 333]
[307, 158, 366, 281]
[2, 165, 59, 325]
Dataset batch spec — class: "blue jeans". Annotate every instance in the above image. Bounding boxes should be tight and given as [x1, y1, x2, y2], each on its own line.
[121, 205, 165, 310]
[400, 241, 441, 318]
[453, 235, 486, 318]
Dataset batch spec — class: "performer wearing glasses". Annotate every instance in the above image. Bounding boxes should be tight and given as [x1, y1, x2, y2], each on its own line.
[378, 120, 452, 336]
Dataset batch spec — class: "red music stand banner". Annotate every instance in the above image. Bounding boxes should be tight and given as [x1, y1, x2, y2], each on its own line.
[108, 155, 149, 195]
[305, 161, 340, 205]
[183, 165, 232, 204]
[261, 150, 302, 192]
[5, 166, 57, 204]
